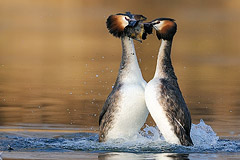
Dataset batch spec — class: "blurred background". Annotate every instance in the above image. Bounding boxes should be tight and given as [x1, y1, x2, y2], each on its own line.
[0, 0, 239, 137]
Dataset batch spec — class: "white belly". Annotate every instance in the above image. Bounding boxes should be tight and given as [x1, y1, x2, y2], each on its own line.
[145, 79, 181, 145]
[107, 82, 149, 140]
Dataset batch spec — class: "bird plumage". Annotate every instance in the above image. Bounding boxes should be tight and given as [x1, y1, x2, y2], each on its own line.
[145, 18, 193, 146]
[99, 12, 148, 142]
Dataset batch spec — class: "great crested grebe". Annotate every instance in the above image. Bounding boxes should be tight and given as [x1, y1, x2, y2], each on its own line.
[99, 12, 149, 142]
[144, 18, 193, 146]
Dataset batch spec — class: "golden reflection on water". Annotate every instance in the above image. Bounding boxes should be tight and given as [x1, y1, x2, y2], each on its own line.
[0, 0, 240, 137]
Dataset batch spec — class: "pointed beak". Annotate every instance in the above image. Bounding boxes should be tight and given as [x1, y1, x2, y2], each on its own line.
[135, 39, 142, 43]
[144, 23, 153, 34]
[153, 25, 158, 30]
[128, 20, 138, 27]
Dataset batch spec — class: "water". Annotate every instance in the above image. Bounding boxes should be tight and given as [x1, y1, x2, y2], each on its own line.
[1, 120, 240, 159]
[0, 0, 240, 159]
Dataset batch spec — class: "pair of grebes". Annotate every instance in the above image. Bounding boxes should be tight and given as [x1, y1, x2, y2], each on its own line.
[99, 12, 193, 146]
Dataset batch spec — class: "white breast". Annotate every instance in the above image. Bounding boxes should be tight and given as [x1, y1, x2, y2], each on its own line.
[145, 79, 181, 145]
[107, 81, 149, 140]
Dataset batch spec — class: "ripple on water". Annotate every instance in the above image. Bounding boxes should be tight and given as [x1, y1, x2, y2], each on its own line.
[0, 120, 239, 153]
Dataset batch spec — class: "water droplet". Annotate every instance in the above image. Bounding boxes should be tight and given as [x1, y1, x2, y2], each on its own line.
[230, 131, 235, 135]
[96, 74, 99, 77]
[69, 92, 73, 95]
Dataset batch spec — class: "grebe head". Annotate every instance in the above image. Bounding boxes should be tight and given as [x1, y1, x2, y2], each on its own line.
[106, 12, 147, 42]
[151, 18, 177, 40]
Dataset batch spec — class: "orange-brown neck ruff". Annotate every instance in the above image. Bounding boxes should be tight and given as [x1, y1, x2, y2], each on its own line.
[154, 20, 177, 40]
[106, 15, 128, 37]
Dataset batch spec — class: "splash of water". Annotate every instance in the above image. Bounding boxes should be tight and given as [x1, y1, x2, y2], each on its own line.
[0, 119, 239, 153]
[191, 119, 219, 147]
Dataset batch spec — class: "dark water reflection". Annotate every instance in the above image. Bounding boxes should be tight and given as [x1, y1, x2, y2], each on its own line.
[0, 0, 240, 138]
[98, 152, 240, 160]
[98, 152, 190, 160]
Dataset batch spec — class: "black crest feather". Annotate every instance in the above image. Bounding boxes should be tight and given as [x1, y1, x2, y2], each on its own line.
[151, 18, 175, 22]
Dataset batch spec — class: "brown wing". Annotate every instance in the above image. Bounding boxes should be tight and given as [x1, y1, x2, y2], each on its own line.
[158, 79, 193, 146]
[98, 83, 122, 142]
[99, 86, 121, 125]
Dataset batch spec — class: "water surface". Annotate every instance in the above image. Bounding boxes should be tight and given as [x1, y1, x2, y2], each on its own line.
[0, 0, 240, 159]
[1, 120, 240, 159]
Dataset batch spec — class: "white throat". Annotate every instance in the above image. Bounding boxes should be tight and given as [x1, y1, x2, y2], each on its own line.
[153, 39, 173, 79]
[119, 37, 145, 84]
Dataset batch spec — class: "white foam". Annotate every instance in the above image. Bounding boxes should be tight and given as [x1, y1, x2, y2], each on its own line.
[102, 119, 220, 149]
[2, 120, 238, 153]
[190, 119, 219, 147]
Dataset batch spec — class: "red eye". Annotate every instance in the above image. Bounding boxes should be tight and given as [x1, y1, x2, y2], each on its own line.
[125, 17, 130, 21]
[152, 21, 160, 25]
